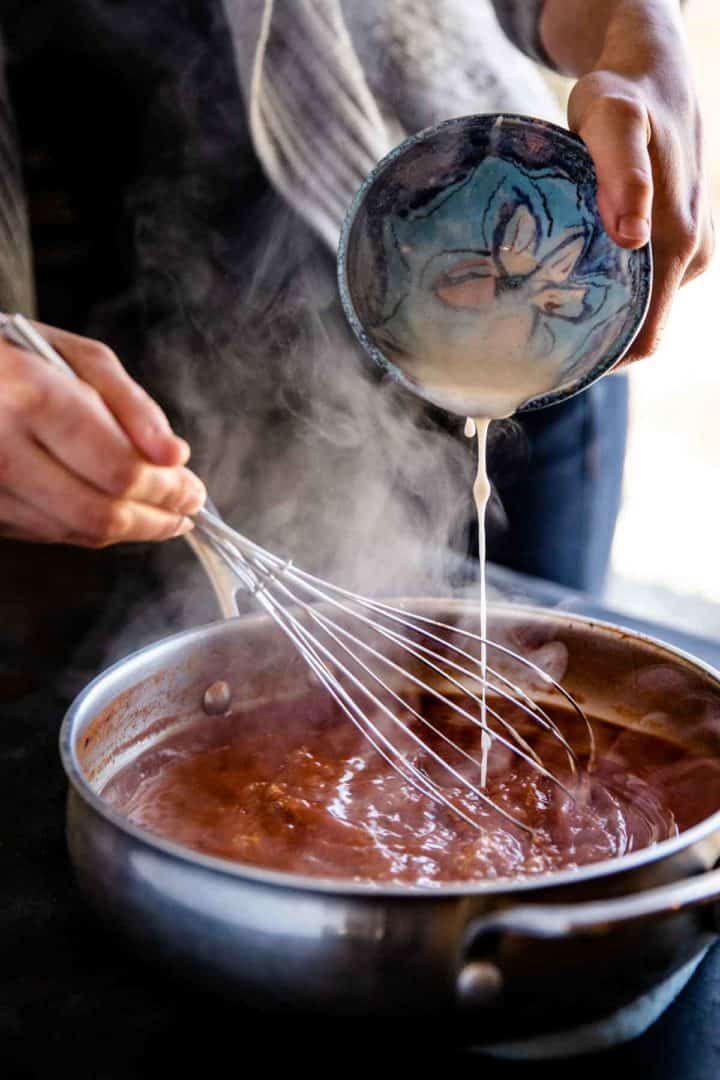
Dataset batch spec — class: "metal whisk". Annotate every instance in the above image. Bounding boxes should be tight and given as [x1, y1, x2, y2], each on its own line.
[190, 509, 593, 833]
[3, 313, 593, 833]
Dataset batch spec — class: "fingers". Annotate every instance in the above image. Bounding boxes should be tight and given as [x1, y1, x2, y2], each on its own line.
[30, 322, 189, 467]
[622, 123, 713, 363]
[34, 382, 206, 513]
[0, 331, 206, 546]
[3, 346, 206, 514]
[0, 491, 71, 544]
[681, 205, 716, 286]
[621, 244, 685, 362]
[569, 72, 714, 366]
[0, 437, 194, 547]
[569, 78, 653, 249]
[621, 212, 712, 364]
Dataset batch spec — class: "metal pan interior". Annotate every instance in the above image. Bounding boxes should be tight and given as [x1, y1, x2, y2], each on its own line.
[61, 602, 720, 897]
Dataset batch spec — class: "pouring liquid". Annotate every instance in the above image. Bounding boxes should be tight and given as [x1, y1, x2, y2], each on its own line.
[464, 416, 492, 785]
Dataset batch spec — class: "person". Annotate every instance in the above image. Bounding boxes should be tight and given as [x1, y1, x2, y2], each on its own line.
[0, 0, 712, 699]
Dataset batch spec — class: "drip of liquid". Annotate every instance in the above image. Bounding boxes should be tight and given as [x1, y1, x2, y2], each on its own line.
[103, 695, 690, 886]
[465, 416, 492, 785]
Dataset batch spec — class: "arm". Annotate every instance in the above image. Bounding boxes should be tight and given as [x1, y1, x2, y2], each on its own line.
[539, 0, 713, 360]
[0, 30, 204, 547]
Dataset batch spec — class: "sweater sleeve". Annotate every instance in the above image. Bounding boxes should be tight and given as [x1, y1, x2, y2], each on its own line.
[489, 0, 554, 68]
[0, 29, 35, 315]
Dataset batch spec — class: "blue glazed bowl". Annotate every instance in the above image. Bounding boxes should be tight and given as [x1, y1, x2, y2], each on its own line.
[338, 114, 652, 415]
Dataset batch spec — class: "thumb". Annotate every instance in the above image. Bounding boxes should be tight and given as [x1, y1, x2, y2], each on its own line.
[569, 78, 653, 250]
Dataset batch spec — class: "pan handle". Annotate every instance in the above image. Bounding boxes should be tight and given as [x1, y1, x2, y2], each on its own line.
[456, 866, 720, 1008]
[465, 865, 720, 945]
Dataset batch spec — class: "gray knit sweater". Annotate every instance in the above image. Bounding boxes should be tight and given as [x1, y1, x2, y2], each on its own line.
[0, 0, 559, 311]
[221, 0, 559, 247]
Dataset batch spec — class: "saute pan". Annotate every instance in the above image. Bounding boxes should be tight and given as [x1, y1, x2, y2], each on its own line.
[60, 602, 720, 1041]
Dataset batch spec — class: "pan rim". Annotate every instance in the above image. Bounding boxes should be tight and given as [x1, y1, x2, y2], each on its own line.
[60, 600, 720, 900]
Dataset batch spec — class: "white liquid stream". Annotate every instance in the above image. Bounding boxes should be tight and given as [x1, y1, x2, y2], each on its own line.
[464, 415, 493, 786]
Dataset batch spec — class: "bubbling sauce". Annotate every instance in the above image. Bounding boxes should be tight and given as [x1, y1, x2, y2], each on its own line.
[464, 415, 493, 785]
[101, 691, 712, 886]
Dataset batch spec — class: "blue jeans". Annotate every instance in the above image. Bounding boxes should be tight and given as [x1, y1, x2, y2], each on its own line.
[486, 374, 629, 595]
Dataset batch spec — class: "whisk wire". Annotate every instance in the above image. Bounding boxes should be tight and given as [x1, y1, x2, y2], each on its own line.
[245, 562, 508, 831]
[219, 517, 593, 765]
[240, 541, 580, 779]
[232, 545, 538, 830]
[243, 545, 566, 777]
[0, 316, 594, 835]
[194, 508, 594, 831]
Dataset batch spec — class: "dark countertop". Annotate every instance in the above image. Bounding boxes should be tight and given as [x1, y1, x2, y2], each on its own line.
[2, 570, 720, 1079]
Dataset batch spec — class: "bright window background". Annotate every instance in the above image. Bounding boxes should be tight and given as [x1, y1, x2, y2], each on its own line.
[606, 0, 720, 635]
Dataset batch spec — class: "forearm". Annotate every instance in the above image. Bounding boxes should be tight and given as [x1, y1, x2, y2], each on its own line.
[540, 0, 685, 77]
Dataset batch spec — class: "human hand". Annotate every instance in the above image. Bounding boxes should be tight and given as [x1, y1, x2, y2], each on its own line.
[0, 320, 206, 546]
[542, 0, 714, 361]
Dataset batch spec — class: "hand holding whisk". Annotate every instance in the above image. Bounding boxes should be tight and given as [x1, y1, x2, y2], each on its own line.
[2, 313, 594, 833]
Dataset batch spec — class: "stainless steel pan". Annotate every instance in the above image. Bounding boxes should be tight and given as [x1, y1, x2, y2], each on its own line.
[60, 602, 720, 1040]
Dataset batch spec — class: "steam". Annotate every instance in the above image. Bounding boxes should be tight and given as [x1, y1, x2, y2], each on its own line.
[70, 186, 484, 682]
[59, 0, 546, 687]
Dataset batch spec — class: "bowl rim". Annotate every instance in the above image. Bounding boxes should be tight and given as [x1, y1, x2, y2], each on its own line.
[336, 112, 653, 414]
[60, 600, 720, 900]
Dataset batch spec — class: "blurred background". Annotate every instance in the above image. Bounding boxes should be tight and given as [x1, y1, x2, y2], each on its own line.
[555, 0, 719, 637]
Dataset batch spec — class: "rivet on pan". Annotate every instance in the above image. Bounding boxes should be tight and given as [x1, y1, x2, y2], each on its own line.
[456, 961, 504, 1009]
[203, 680, 232, 715]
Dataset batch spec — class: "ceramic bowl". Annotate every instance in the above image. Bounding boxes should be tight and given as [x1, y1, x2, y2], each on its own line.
[338, 114, 652, 415]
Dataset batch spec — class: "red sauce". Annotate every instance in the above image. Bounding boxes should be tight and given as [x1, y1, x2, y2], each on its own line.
[101, 691, 716, 885]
